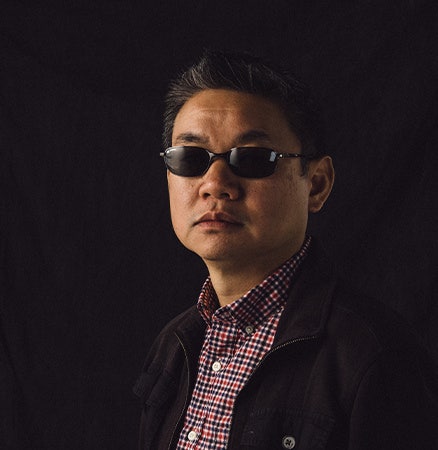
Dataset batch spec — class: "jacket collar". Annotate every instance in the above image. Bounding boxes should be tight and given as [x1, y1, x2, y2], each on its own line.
[273, 238, 337, 346]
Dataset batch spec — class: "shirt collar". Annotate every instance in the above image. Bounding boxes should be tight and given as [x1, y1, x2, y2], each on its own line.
[197, 236, 312, 331]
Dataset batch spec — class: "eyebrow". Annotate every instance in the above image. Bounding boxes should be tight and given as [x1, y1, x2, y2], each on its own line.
[173, 129, 272, 147]
[173, 133, 209, 145]
[235, 129, 271, 145]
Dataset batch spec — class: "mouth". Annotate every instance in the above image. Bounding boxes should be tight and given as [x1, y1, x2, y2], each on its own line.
[194, 211, 243, 228]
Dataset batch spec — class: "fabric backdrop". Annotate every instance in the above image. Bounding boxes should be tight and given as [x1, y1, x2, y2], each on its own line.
[1, 1, 437, 449]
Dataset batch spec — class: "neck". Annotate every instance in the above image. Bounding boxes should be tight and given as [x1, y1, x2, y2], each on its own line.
[202, 238, 307, 306]
[204, 257, 286, 307]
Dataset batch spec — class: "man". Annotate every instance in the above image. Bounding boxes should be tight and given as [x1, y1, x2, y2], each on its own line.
[134, 50, 437, 449]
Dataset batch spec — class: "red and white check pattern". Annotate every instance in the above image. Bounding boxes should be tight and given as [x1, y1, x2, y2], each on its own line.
[176, 237, 311, 449]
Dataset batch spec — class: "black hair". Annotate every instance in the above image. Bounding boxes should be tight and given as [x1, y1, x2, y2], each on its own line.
[163, 49, 326, 162]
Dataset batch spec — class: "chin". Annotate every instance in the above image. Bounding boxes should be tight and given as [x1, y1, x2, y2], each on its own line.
[195, 248, 241, 263]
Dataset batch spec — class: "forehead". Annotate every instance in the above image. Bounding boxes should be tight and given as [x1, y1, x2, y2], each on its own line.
[172, 89, 296, 146]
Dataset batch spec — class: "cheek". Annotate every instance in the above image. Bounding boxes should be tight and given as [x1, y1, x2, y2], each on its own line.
[168, 177, 196, 227]
[168, 196, 186, 239]
[250, 177, 309, 223]
[243, 184, 286, 229]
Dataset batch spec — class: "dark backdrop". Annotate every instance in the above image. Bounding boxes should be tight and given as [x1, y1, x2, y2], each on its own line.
[1, 1, 437, 449]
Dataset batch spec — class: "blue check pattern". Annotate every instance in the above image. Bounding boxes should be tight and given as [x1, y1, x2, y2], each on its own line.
[176, 236, 311, 449]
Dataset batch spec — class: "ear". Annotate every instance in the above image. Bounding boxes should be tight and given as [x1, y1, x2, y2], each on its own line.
[307, 156, 335, 213]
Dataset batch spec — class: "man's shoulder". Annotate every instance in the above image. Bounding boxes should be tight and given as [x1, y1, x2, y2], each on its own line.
[328, 281, 431, 368]
[160, 304, 201, 332]
[134, 305, 204, 399]
[150, 304, 205, 350]
[300, 239, 428, 356]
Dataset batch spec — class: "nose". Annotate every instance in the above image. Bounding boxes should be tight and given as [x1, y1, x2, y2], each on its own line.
[198, 158, 242, 200]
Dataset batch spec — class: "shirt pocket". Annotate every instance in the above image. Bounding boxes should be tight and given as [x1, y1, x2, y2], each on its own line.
[240, 408, 335, 449]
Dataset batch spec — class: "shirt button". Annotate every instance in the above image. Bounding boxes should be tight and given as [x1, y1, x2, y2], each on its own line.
[282, 435, 296, 449]
[212, 361, 222, 372]
[187, 430, 198, 442]
[244, 325, 254, 335]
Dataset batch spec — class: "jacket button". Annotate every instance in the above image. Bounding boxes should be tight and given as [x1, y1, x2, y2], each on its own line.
[282, 435, 296, 449]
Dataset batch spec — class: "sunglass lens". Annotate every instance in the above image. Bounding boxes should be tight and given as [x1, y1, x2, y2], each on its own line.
[165, 147, 210, 177]
[230, 147, 277, 178]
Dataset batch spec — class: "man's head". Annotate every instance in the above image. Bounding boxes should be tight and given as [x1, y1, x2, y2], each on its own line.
[163, 50, 326, 167]
[161, 50, 334, 278]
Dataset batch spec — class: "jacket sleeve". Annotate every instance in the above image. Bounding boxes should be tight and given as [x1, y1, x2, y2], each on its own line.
[348, 346, 438, 450]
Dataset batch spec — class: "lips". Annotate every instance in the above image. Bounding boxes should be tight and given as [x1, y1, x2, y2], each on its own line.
[194, 211, 243, 226]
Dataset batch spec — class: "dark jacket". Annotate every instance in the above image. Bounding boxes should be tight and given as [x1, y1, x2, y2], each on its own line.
[134, 241, 438, 449]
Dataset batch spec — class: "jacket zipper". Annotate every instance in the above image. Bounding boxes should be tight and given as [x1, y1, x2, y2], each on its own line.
[225, 334, 318, 449]
[168, 333, 191, 450]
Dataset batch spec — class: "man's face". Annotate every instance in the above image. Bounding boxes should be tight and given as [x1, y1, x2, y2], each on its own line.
[167, 89, 324, 271]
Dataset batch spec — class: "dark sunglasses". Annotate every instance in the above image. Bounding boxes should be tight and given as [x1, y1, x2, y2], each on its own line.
[160, 146, 315, 178]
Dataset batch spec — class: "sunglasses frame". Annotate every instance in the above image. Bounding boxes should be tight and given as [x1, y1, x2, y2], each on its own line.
[160, 146, 315, 178]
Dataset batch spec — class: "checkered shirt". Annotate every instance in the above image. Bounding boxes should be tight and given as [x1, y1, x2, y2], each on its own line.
[176, 236, 311, 449]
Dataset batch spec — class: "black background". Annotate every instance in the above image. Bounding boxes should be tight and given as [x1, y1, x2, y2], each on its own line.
[1, 1, 437, 449]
